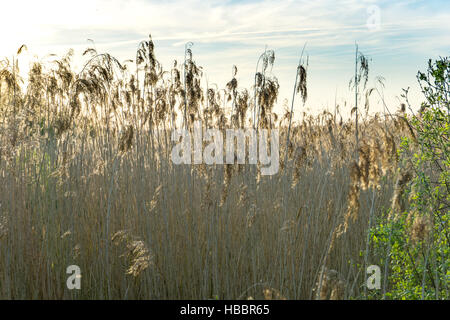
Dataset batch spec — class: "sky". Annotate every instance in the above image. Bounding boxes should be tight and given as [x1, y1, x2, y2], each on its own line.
[1, 0, 449, 119]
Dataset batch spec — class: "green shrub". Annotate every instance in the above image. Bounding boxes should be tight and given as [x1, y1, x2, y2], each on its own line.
[370, 57, 449, 300]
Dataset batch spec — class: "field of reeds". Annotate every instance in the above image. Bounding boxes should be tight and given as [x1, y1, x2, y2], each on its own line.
[0, 37, 447, 300]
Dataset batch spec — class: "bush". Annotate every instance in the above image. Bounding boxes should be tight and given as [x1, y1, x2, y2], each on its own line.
[370, 57, 449, 299]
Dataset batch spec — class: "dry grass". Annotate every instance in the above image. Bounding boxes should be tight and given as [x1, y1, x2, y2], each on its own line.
[0, 38, 414, 299]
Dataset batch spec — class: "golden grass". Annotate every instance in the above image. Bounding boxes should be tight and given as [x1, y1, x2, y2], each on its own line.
[0, 39, 414, 299]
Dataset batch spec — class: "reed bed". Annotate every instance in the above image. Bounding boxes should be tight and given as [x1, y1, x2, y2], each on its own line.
[0, 38, 416, 299]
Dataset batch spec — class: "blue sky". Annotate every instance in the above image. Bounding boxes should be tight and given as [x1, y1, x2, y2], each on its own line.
[2, 0, 449, 117]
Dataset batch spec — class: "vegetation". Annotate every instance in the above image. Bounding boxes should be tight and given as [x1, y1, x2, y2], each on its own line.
[369, 57, 449, 300]
[0, 36, 447, 299]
